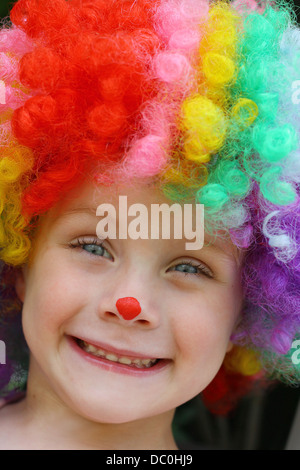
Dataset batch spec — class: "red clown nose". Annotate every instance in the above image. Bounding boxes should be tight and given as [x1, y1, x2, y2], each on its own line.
[116, 297, 142, 320]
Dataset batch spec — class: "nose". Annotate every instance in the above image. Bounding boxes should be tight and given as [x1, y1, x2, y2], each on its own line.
[116, 297, 141, 320]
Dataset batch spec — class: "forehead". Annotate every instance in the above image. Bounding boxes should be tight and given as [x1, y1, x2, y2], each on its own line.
[53, 179, 175, 211]
[44, 179, 243, 265]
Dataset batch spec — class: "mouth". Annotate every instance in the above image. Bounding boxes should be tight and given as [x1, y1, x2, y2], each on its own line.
[72, 337, 161, 370]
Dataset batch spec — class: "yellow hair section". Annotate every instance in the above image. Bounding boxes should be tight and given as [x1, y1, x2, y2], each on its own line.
[200, 3, 239, 56]
[161, 158, 209, 194]
[231, 98, 259, 131]
[0, 142, 34, 265]
[224, 345, 262, 376]
[165, 2, 241, 192]
[203, 52, 236, 87]
[182, 94, 227, 163]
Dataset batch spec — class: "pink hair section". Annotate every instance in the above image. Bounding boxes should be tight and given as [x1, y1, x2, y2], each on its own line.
[154, 0, 209, 43]
[232, 0, 266, 15]
[124, 135, 169, 177]
[0, 25, 33, 56]
[0, 53, 18, 85]
[122, 0, 209, 179]
[0, 26, 34, 115]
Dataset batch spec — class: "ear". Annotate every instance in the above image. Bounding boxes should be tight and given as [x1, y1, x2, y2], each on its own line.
[15, 267, 27, 303]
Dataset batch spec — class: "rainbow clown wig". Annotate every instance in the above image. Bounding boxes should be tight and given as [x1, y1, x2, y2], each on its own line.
[0, 0, 300, 414]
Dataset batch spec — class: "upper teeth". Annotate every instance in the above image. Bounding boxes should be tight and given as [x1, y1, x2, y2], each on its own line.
[80, 340, 158, 368]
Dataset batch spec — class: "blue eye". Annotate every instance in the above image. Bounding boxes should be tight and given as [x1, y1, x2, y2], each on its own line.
[69, 238, 113, 260]
[174, 264, 199, 274]
[170, 261, 213, 278]
[83, 244, 108, 257]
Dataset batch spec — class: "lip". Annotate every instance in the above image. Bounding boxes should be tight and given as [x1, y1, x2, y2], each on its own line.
[69, 335, 162, 361]
[68, 336, 171, 377]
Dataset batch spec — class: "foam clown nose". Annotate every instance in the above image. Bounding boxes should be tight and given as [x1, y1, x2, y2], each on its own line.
[116, 297, 142, 320]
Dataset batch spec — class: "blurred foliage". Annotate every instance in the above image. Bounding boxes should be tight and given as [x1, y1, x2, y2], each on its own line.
[0, 1, 11, 19]
[173, 384, 299, 450]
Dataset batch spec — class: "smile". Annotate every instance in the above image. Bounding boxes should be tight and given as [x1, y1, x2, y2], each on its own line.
[75, 338, 159, 369]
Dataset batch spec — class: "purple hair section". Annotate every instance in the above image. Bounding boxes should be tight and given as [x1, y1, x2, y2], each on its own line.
[231, 182, 300, 382]
[0, 266, 28, 400]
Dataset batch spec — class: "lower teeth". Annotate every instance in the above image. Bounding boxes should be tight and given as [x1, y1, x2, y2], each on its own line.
[77, 339, 158, 368]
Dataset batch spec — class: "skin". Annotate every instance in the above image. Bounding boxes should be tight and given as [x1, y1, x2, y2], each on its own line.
[0, 179, 244, 450]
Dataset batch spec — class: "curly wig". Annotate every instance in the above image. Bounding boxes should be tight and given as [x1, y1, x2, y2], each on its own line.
[0, 0, 299, 414]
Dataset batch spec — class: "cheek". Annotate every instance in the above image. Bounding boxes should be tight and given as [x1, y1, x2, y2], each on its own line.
[171, 304, 237, 395]
[22, 257, 89, 339]
[171, 287, 240, 361]
[176, 313, 231, 362]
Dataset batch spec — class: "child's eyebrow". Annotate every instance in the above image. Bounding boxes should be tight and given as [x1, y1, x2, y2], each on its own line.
[201, 242, 242, 267]
[55, 206, 100, 219]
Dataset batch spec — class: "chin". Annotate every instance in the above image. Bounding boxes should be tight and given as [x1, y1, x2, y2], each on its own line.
[59, 390, 154, 424]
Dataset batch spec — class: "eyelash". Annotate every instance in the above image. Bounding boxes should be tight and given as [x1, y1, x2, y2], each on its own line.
[69, 237, 112, 259]
[171, 261, 213, 279]
[69, 238, 213, 278]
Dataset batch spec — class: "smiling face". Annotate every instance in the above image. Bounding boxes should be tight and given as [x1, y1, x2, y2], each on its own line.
[16, 179, 244, 424]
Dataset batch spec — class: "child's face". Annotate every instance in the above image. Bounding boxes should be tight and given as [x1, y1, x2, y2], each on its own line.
[16, 180, 244, 423]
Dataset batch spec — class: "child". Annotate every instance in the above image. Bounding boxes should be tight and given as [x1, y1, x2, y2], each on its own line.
[0, 0, 299, 449]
